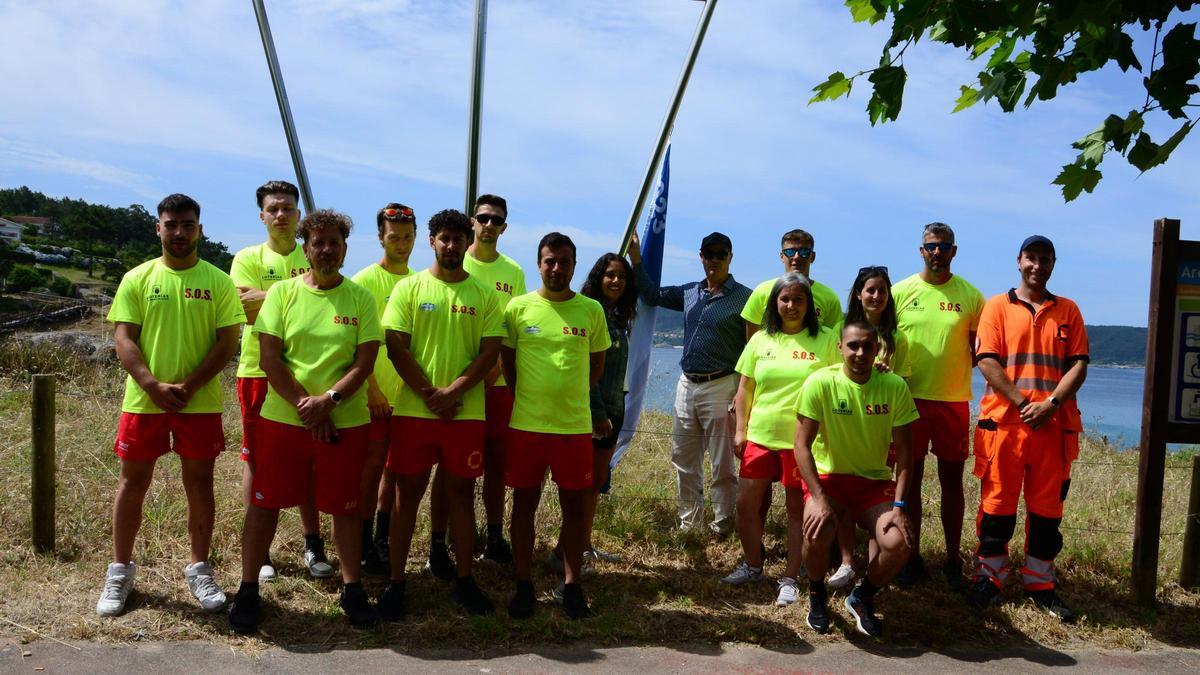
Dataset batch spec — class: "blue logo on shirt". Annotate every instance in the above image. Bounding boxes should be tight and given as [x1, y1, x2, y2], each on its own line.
[524, 326, 541, 334]
[419, 302, 436, 312]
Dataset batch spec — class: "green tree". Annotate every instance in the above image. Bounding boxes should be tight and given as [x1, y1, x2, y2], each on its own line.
[810, 1, 1199, 200]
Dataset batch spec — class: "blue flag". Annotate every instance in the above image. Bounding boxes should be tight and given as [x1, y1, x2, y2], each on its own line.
[611, 144, 669, 469]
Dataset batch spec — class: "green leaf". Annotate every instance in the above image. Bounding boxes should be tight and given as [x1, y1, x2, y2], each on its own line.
[971, 32, 1002, 60]
[929, 20, 948, 42]
[846, 0, 884, 24]
[1147, 22, 1200, 119]
[866, 65, 906, 125]
[952, 85, 979, 112]
[986, 35, 1017, 69]
[1072, 120, 1108, 165]
[1130, 120, 1197, 172]
[1053, 161, 1102, 201]
[1123, 110, 1144, 135]
[1127, 132, 1160, 171]
[809, 71, 854, 104]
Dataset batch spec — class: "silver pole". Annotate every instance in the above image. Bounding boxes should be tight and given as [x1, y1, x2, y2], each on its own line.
[252, 0, 317, 214]
[465, 0, 488, 214]
[619, 0, 717, 255]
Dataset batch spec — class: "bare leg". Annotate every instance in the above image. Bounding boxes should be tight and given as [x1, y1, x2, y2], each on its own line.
[389, 470, 431, 581]
[331, 514, 362, 584]
[860, 502, 912, 586]
[511, 486, 543, 581]
[429, 465, 449, 537]
[938, 459, 966, 565]
[783, 488, 807, 579]
[582, 445, 614, 552]
[735, 477, 773, 567]
[241, 505, 280, 583]
[558, 487, 589, 584]
[482, 436, 506, 532]
[180, 457, 217, 564]
[445, 473, 478, 577]
[903, 454, 926, 556]
[359, 438, 388, 521]
[111, 458, 155, 564]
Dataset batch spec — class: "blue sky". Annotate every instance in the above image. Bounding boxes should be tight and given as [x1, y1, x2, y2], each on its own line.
[1, 0, 1197, 326]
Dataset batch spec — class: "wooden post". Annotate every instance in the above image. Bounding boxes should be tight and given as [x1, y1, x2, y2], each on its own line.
[31, 374, 56, 553]
[1182, 456, 1200, 589]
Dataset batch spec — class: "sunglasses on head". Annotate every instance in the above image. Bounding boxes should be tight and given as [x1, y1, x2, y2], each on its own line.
[782, 247, 813, 260]
[475, 213, 505, 225]
[702, 249, 730, 261]
[858, 265, 889, 277]
[923, 242, 953, 253]
[382, 207, 414, 221]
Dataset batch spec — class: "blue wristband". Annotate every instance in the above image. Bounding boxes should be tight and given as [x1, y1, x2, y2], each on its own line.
[892, 500, 907, 509]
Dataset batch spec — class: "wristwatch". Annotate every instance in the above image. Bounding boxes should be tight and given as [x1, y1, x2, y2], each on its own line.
[326, 389, 343, 405]
[1049, 396, 1061, 407]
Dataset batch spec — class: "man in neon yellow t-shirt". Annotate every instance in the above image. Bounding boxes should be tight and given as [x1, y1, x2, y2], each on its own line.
[229, 180, 327, 583]
[891, 222, 985, 589]
[350, 203, 416, 576]
[98, 193, 244, 618]
[743, 229, 842, 338]
[502, 232, 610, 621]
[376, 209, 504, 619]
[794, 320, 917, 638]
[229, 210, 381, 634]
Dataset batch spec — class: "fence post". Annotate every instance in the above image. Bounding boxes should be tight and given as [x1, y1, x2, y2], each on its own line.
[1182, 456, 1200, 588]
[31, 374, 56, 553]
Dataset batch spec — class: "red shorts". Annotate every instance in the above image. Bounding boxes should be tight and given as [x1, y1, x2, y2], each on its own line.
[802, 474, 897, 521]
[484, 386, 514, 442]
[739, 441, 804, 489]
[251, 419, 369, 516]
[386, 416, 486, 479]
[369, 416, 390, 443]
[113, 412, 225, 462]
[237, 377, 269, 462]
[505, 429, 593, 490]
[909, 399, 970, 462]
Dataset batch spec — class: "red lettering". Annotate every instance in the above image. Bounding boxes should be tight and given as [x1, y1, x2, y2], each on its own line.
[863, 403, 891, 416]
[333, 315, 359, 325]
[792, 350, 816, 360]
[938, 302, 963, 312]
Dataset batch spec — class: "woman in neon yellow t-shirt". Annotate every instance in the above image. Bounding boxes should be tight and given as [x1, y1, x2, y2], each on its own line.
[721, 273, 839, 607]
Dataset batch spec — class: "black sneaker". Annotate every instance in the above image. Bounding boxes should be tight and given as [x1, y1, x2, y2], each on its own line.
[508, 581, 536, 619]
[453, 577, 495, 615]
[966, 577, 1001, 610]
[560, 582, 592, 619]
[482, 536, 514, 565]
[1026, 589, 1077, 624]
[228, 586, 261, 634]
[894, 555, 928, 588]
[361, 544, 389, 577]
[942, 558, 966, 592]
[844, 588, 883, 637]
[339, 584, 379, 628]
[426, 543, 455, 581]
[806, 591, 831, 634]
[374, 537, 391, 565]
[377, 582, 406, 622]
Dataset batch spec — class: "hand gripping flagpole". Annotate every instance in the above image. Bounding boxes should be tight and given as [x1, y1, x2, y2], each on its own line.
[618, 0, 717, 256]
[252, 0, 317, 213]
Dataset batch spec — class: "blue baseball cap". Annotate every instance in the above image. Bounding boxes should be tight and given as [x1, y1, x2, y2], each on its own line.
[1019, 235, 1055, 257]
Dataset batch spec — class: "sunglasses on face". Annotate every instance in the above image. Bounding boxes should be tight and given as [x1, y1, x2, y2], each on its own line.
[923, 242, 953, 253]
[858, 265, 889, 276]
[702, 249, 730, 261]
[382, 207, 415, 222]
[475, 213, 505, 226]
[782, 247, 813, 259]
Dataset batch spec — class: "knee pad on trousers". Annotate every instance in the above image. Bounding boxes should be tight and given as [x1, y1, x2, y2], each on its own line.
[978, 513, 1017, 557]
[1027, 512, 1064, 561]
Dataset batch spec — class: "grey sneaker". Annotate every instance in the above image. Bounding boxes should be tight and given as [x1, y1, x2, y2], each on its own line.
[775, 576, 800, 606]
[546, 551, 594, 578]
[827, 563, 856, 590]
[305, 543, 335, 579]
[586, 548, 622, 563]
[719, 561, 765, 585]
[184, 561, 227, 612]
[96, 562, 136, 616]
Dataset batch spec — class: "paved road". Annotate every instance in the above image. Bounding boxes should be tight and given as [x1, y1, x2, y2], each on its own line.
[4, 639, 1200, 673]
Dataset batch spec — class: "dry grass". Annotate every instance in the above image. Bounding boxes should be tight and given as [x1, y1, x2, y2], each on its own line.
[0, 345, 1198, 654]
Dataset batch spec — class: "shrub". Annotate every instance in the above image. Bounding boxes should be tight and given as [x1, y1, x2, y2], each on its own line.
[49, 274, 76, 298]
[7, 265, 44, 292]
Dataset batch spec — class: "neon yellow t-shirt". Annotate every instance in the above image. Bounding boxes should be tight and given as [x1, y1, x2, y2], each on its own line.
[229, 243, 310, 378]
[463, 252, 526, 386]
[351, 263, 413, 407]
[735, 327, 840, 450]
[504, 292, 612, 434]
[107, 258, 245, 414]
[795, 365, 919, 481]
[892, 273, 985, 401]
[380, 271, 505, 421]
[831, 321, 911, 379]
[252, 276, 382, 429]
[742, 277, 842, 329]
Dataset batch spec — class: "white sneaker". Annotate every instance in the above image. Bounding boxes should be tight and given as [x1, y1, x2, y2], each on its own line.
[258, 557, 277, 583]
[828, 563, 856, 590]
[184, 561, 227, 612]
[719, 561, 765, 585]
[305, 545, 334, 579]
[96, 562, 136, 616]
[775, 576, 800, 606]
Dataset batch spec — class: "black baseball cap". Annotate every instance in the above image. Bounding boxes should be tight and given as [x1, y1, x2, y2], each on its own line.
[1019, 235, 1055, 258]
[700, 232, 732, 252]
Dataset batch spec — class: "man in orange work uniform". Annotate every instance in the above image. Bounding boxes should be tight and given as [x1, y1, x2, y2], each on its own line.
[970, 235, 1088, 623]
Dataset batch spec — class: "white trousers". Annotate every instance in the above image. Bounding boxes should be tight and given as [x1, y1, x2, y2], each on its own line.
[671, 373, 738, 533]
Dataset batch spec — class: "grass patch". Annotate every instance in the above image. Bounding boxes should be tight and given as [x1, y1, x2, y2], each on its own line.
[0, 355, 1197, 652]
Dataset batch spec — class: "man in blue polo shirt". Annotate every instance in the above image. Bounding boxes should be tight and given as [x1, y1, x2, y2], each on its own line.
[628, 231, 751, 536]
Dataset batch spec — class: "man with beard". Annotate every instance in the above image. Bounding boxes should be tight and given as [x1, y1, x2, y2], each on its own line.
[229, 209, 381, 633]
[742, 229, 843, 337]
[502, 233, 610, 619]
[375, 209, 504, 618]
[891, 222, 985, 589]
[98, 193, 245, 617]
[229, 180, 330, 582]
[351, 203, 417, 575]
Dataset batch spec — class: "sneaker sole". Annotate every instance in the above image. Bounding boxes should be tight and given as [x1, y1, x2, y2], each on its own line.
[775, 596, 798, 607]
[805, 613, 830, 633]
[844, 596, 879, 637]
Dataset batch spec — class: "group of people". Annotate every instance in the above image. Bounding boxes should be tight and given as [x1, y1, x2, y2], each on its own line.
[94, 180, 1089, 640]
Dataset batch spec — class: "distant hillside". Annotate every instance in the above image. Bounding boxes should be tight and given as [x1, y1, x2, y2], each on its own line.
[652, 311, 1146, 366]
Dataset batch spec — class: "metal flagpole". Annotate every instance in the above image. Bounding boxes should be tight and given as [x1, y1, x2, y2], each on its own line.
[619, 0, 717, 255]
[465, 0, 489, 214]
[252, 0, 317, 214]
